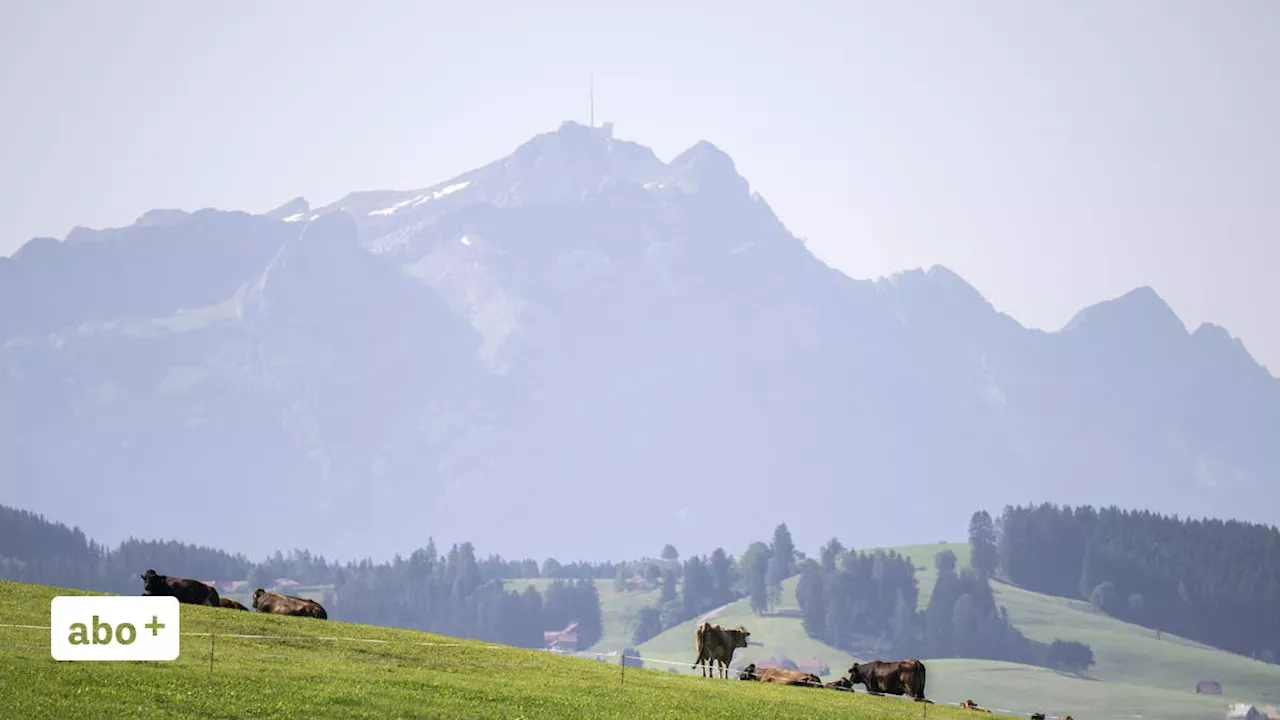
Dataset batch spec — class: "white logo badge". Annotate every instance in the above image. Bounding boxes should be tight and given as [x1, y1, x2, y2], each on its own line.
[50, 596, 181, 661]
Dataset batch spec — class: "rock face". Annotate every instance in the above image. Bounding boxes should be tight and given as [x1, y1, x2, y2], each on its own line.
[1, 121, 1276, 561]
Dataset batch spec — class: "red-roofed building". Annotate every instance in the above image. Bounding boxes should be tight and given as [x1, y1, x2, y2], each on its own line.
[544, 622, 580, 652]
[755, 656, 798, 671]
[797, 657, 830, 677]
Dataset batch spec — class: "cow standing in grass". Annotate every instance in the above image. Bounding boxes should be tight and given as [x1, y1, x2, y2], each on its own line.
[846, 659, 928, 701]
[692, 622, 750, 678]
[140, 569, 220, 606]
[738, 663, 823, 687]
[252, 588, 328, 619]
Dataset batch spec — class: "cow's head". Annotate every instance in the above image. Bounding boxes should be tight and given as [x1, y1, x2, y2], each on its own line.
[738, 663, 758, 681]
[733, 626, 751, 648]
[847, 663, 867, 684]
[140, 569, 167, 595]
[252, 588, 267, 609]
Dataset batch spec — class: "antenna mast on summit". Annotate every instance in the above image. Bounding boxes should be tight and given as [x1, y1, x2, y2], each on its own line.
[589, 73, 595, 127]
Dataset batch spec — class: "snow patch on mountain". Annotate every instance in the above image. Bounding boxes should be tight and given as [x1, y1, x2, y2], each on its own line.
[414, 180, 471, 206]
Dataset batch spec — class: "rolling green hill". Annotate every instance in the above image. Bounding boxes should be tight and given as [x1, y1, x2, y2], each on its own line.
[633, 543, 1280, 720]
[503, 578, 661, 654]
[0, 579, 1007, 720]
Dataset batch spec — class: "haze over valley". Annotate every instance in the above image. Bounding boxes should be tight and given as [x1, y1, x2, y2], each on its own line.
[2, 121, 1276, 562]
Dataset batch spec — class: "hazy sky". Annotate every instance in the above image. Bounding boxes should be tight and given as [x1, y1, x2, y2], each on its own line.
[3, 1, 1277, 373]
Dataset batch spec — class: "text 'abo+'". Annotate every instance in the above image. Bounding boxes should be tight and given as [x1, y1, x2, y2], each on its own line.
[50, 596, 180, 661]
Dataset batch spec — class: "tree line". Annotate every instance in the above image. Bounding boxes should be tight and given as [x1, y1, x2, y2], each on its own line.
[988, 502, 1280, 664]
[792, 540, 1092, 673]
[619, 522, 1091, 675]
[626, 524, 804, 646]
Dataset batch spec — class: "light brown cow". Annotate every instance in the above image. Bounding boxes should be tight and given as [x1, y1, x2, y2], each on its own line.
[692, 622, 750, 678]
[960, 699, 992, 713]
[738, 663, 823, 687]
[252, 588, 328, 619]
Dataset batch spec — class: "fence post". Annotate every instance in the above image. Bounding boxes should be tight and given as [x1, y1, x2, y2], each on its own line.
[209, 631, 215, 673]
[620, 650, 626, 686]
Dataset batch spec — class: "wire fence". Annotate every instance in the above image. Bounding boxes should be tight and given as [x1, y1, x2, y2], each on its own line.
[0, 621, 1094, 719]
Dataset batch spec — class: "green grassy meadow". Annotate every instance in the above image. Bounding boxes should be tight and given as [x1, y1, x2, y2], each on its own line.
[0, 579, 1010, 720]
[632, 543, 1280, 720]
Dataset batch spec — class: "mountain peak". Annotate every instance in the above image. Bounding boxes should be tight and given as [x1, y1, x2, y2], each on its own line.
[135, 208, 191, 228]
[266, 196, 311, 222]
[11, 236, 61, 260]
[664, 139, 748, 198]
[1192, 322, 1273, 380]
[515, 120, 618, 158]
[1062, 285, 1187, 339]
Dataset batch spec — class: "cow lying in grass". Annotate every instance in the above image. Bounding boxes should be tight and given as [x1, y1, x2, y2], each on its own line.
[738, 663, 823, 687]
[219, 597, 250, 611]
[252, 588, 327, 619]
[140, 569, 219, 606]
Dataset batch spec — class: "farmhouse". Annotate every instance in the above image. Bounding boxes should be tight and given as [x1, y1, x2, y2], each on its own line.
[797, 657, 831, 677]
[1226, 704, 1264, 720]
[756, 656, 805, 672]
[543, 622, 579, 652]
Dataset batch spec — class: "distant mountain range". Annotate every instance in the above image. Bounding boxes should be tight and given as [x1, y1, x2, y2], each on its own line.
[2, 121, 1276, 562]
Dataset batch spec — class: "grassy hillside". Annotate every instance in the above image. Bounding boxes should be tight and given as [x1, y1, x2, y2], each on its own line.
[503, 578, 660, 654]
[0, 579, 1015, 719]
[912, 543, 1280, 706]
[634, 543, 1280, 720]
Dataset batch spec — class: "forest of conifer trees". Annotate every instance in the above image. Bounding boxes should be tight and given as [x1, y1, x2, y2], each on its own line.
[991, 502, 1280, 663]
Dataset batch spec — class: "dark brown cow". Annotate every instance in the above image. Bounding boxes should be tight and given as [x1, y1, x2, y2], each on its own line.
[140, 569, 220, 606]
[252, 588, 328, 619]
[218, 596, 250, 611]
[1030, 714, 1045, 720]
[847, 659, 928, 701]
[738, 663, 823, 687]
[692, 622, 750, 678]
